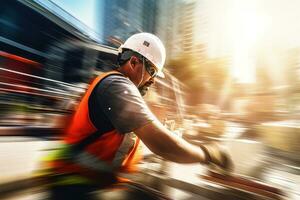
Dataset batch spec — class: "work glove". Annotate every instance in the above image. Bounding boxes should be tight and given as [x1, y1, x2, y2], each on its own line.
[200, 142, 234, 173]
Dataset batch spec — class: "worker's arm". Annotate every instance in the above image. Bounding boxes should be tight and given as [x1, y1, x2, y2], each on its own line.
[135, 119, 207, 163]
[93, 76, 232, 170]
[135, 119, 233, 171]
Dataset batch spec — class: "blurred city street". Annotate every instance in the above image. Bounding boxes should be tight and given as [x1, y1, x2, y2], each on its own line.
[0, 126, 300, 199]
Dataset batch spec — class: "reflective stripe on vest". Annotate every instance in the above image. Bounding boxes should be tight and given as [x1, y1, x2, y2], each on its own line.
[112, 132, 136, 168]
[73, 132, 137, 173]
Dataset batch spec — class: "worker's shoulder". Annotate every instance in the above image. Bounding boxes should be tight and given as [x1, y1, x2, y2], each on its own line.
[101, 73, 134, 87]
[97, 73, 137, 94]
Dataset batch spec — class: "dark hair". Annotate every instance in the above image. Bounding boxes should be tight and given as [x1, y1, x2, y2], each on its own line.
[117, 49, 143, 66]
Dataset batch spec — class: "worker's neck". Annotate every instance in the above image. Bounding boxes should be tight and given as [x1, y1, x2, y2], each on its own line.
[116, 64, 139, 86]
[116, 66, 129, 78]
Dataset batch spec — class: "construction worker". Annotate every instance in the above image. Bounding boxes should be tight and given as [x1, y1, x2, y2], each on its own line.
[42, 32, 233, 200]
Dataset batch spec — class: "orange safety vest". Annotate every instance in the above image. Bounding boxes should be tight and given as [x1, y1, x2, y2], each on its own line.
[51, 71, 142, 181]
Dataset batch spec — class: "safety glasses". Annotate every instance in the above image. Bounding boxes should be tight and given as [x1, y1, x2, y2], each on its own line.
[143, 57, 157, 78]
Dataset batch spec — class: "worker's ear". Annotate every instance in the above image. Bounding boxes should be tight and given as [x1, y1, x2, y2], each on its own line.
[129, 56, 140, 69]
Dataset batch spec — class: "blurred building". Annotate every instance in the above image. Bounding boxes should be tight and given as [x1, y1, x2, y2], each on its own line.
[176, 0, 208, 56]
[96, 0, 158, 47]
[0, 1, 119, 128]
[179, 1, 197, 55]
[155, 0, 181, 60]
[157, 0, 198, 59]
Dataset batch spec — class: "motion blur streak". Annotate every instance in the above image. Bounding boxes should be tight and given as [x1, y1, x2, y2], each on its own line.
[0, 0, 299, 200]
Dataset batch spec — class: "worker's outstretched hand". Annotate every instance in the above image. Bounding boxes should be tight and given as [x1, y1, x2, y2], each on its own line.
[200, 143, 234, 173]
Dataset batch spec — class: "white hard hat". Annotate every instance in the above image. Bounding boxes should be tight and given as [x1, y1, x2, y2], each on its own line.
[119, 33, 166, 78]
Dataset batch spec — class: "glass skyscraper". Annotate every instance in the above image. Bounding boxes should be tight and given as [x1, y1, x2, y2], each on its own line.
[97, 0, 157, 47]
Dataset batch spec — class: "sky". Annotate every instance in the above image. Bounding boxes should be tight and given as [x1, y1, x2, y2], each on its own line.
[50, 0, 97, 30]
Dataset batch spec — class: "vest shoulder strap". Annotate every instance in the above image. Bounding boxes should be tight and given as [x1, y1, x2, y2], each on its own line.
[71, 70, 123, 152]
